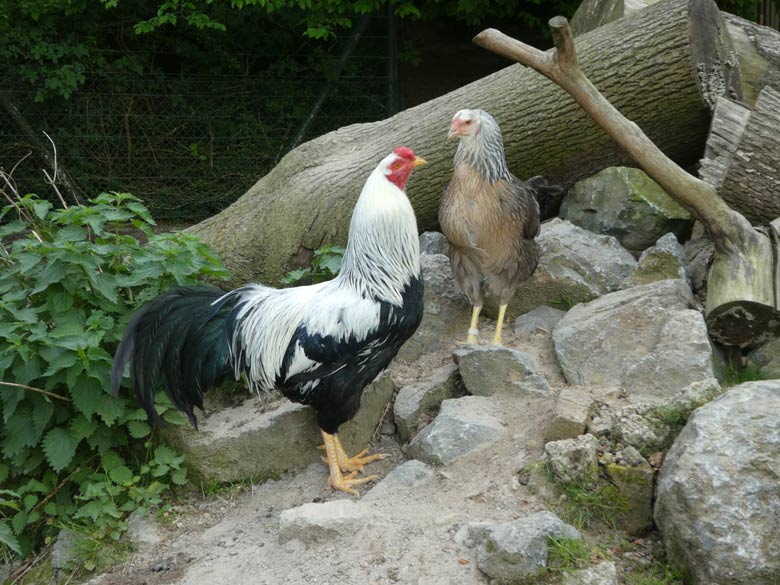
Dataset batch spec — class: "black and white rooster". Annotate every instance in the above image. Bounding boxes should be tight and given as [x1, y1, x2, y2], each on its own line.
[111, 147, 426, 495]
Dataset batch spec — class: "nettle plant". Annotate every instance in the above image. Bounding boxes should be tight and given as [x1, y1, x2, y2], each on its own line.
[0, 192, 230, 560]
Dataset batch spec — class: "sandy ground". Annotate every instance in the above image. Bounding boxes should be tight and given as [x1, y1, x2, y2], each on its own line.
[87, 327, 565, 585]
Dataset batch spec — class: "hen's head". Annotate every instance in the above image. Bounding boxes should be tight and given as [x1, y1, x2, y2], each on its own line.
[382, 146, 427, 189]
[448, 109, 486, 140]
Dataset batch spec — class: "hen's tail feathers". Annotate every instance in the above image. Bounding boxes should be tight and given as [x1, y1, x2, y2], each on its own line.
[527, 176, 566, 221]
[111, 285, 236, 429]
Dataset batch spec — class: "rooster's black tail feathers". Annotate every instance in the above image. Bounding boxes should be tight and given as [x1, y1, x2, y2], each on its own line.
[111, 285, 235, 429]
[526, 175, 566, 221]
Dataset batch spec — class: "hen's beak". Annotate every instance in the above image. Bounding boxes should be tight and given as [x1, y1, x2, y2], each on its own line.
[412, 156, 427, 167]
[447, 125, 459, 140]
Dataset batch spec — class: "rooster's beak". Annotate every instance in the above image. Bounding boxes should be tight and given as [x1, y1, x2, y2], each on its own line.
[412, 156, 427, 167]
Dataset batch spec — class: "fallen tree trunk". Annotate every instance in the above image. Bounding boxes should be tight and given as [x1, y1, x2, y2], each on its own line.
[722, 13, 780, 106]
[700, 88, 780, 225]
[189, 0, 738, 285]
[473, 0, 779, 348]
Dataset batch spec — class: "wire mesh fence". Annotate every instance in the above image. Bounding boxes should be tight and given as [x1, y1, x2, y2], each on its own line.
[0, 19, 397, 223]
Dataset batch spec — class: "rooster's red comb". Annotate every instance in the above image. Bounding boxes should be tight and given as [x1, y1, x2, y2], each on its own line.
[393, 146, 415, 161]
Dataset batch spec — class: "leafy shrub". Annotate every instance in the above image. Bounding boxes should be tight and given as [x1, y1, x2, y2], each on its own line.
[0, 192, 230, 559]
[281, 244, 345, 285]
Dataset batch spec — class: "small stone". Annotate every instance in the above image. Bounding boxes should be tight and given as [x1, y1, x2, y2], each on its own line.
[394, 364, 462, 442]
[544, 434, 600, 485]
[363, 460, 434, 501]
[278, 500, 367, 544]
[545, 387, 595, 442]
[561, 561, 619, 585]
[621, 233, 689, 288]
[51, 528, 87, 572]
[453, 345, 550, 397]
[474, 511, 580, 582]
[407, 396, 505, 466]
[514, 306, 566, 336]
[606, 459, 654, 534]
[126, 509, 163, 550]
[419, 231, 451, 256]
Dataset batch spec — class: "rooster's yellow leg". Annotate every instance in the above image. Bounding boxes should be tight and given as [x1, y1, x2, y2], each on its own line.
[492, 303, 507, 346]
[333, 434, 387, 473]
[467, 305, 482, 344]
[321, 431, 378, 496]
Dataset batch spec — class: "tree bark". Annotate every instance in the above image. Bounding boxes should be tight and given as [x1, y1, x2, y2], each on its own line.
[569, 0, 656, 36]
[701, 87, 780, 225]
[473, 1, 779, 348]
[189, 0, 737, 286]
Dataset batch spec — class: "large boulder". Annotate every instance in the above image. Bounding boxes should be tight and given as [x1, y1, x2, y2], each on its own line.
[552, 279, 717, 405]
[397, 254, 471, 361]
[655, 381, 780, 584]
[163, 374, 394, 484]
[747, 336, 780, 379]
[561, 167, 692, 255]
[491, 219, 637, 319]
[544, 434, 600, 486]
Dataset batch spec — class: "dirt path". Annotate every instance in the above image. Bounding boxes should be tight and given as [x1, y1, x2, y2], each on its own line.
[90, 330, 562, 585]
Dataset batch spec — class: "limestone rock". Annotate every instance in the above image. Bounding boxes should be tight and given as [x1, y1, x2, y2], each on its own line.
[621, 233, 689, 288]
[545, 387, 595, 442]
[163, 374, 394, 484]
[397, 254, 471, 361]
[514, 305, 566, 336]
[394, 364, 463, 442]
[683, 222, 714, 295]
[561, 167, 692, 255]
[561, 561, 619, 585]
[544, 434, 600, 485]
[127, 510, 164, 550]
[472, 512, 580, 583]
[407, 396, 505, 465]
[605, 456, 654, 534]
[279, 500, 367, 544]
[51, 529, 87, 572]
[453, 345, 550, 397]
[553, 279, 716, 405]
[747, 336, 780, 378]
[655, 381, 780, 584]
[489, 218, 637, 319]
[419, 231, 450, 256]
[364, 460, 435, 501]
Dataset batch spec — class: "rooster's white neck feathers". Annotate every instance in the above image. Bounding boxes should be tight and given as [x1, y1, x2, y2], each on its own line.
[454, 109, 511, 183]
[338, 153, 421, 305]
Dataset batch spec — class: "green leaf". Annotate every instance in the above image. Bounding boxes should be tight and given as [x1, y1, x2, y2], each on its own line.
[127, 420, 151, 439]
[3, 408, 39, 457]
[68, 415, 98, 442]
[43, 349, 78, 376]
[42, 427, 77, 472]
[32, 200, 52, 220]
[0, 520, 22, 555]
[0, 221, 27, 239]
[95, 394, 124, 426]
[0, 464, 8, 485]
[70, 375, 102, 418]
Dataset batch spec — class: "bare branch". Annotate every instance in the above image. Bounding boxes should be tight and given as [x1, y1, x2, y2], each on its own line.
[42, 130, 72, 208]
[0, 381, 71, 402]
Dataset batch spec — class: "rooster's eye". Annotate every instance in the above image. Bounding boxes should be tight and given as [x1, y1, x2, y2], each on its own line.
[392, 161, 402, 169]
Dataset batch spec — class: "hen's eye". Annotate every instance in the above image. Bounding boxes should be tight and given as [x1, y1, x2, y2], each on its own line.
[392, 161, 402, 169]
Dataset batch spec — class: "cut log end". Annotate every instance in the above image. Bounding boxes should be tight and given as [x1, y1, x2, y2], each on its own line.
[706, 301, 780, 348]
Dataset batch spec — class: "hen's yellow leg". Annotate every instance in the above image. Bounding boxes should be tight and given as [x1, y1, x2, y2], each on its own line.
[333, 434, 386, 473]
[321, 431, 378, 496]
[467, 305, 482, 344]
[492, 303, 507, 346]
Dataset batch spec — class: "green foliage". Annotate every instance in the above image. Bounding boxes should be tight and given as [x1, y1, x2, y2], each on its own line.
[723, 361, 766, 387]
[0, 192, 230, 559]
[282, 244, 345, 285]
[545, 535, 595, 574]
[625, 561, 683, 585]
[557, 480, 629, 529]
